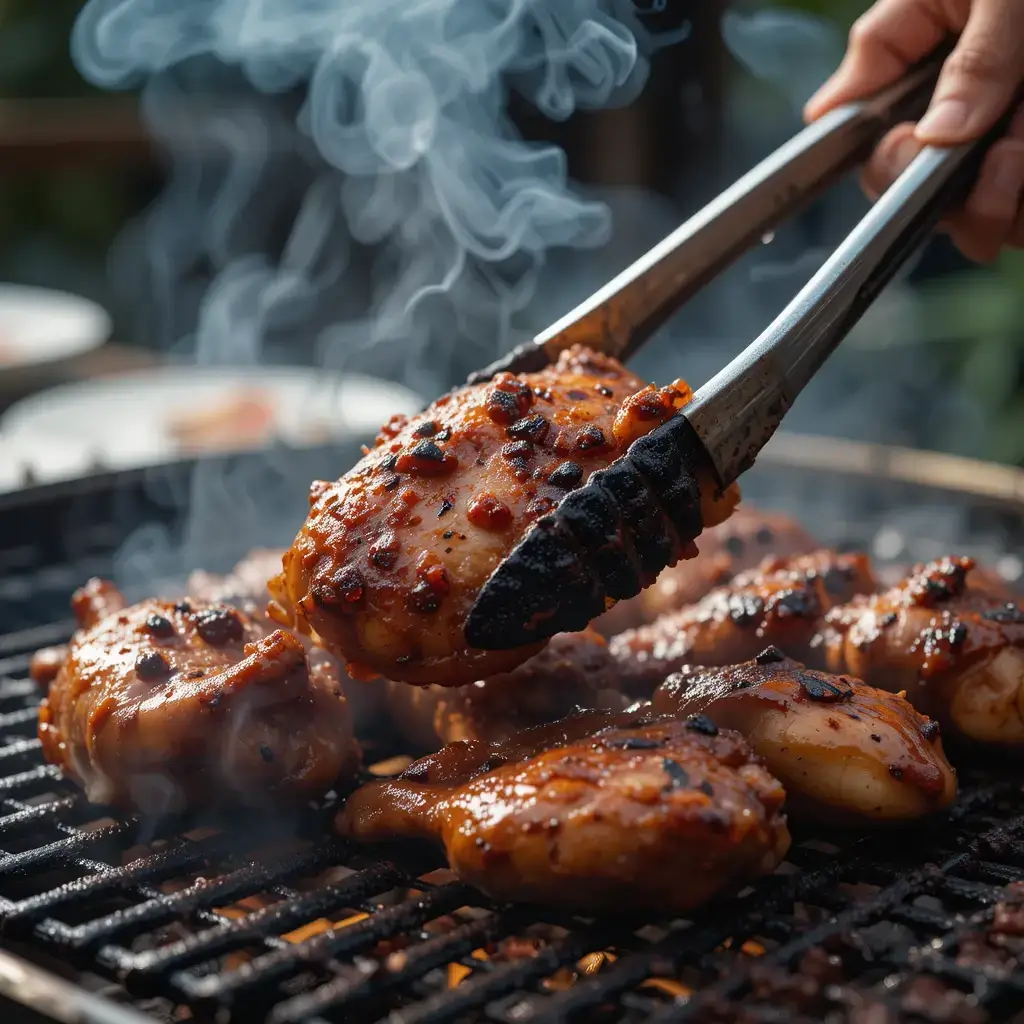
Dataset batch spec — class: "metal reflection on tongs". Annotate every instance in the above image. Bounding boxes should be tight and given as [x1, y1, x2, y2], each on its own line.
[464, 45, 1018, 651]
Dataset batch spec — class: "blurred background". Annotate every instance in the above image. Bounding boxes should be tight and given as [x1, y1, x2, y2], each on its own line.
[1, 0, 1022, 492]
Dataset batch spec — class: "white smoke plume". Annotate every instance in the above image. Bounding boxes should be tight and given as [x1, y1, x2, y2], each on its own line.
[69, 0, 685, 585]
[74, 0, 677, 393]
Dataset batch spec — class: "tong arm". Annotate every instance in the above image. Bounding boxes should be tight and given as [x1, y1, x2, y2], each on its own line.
[684, 98, 1017, 490]
[467, 50, 949, 386]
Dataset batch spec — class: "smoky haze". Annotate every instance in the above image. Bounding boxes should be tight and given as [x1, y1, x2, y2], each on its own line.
[70, 1, 990, 589]
[71, 0, 684, 586]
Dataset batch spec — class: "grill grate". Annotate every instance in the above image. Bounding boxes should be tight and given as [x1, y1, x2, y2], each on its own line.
[0, 624, 1023, 1024]
[3, 454, 1024, 1024]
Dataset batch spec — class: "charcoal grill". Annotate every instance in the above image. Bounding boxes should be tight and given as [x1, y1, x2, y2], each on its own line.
[2, 434, 1024, 1024]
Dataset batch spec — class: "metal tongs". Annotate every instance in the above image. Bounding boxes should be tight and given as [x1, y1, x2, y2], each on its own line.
[464, 47, 1016, 651]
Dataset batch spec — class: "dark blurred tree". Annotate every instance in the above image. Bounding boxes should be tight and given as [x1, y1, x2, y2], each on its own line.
[0, 0, 144, 302]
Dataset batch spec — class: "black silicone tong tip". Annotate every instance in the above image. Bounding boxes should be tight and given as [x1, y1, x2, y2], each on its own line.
[464, 415, 709, 649]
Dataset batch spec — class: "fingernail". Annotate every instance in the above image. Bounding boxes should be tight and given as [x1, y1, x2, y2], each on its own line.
[917, 99, 969, 142]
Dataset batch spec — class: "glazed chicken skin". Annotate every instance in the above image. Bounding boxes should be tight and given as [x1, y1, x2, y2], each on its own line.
[384, 628, 631, 751]
[339, 715, 789, 913]
[38, 578, 360, 812]
[270, 345, 739, 686]
[188, 549, 383, 731]
[652, 648, 956, 825]
[608, 550, 877, 698]
[596, 507, 818, 635]
[814, 556, 1024, 750]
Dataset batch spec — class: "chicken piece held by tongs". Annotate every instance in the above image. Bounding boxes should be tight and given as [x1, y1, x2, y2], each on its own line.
[270, 346, 738, 686]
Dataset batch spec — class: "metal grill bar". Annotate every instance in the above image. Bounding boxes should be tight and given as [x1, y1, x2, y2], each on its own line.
[75, 844, 370, 961]
[4, 832, 229, 929]
[178, 880, 478, 1004]
[0, 582, 1023, 1023]
[268, 908, 508, 1023]
[0, 797, 77, 839]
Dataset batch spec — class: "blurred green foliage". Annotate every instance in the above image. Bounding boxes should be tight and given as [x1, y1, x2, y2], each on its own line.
[0, 0, 136, 290]
[779, 0, 1024, 466]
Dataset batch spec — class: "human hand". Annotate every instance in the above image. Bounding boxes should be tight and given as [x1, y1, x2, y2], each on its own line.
[804, 0, 1024, 263]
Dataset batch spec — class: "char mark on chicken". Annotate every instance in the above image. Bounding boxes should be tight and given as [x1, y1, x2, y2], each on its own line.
[652, 650, 956, 825]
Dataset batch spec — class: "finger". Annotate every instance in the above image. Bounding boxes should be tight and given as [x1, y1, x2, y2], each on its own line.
[944, 103, 1024, 260]
[804, 0, 954, 122]
[916, 0, 1024, 145]
[860, 123, 922, 198]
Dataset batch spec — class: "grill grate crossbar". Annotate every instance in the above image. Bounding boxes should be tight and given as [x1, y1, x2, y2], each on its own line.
[0, 606, 1023, 1023]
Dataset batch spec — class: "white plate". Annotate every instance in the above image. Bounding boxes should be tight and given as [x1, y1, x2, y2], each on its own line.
[0, 284, 111, 371]
[0, 366, 422, 490]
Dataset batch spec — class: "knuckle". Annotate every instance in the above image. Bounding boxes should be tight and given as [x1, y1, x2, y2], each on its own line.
[847, 14, 880, 50]
[944, 45, 1010, 86]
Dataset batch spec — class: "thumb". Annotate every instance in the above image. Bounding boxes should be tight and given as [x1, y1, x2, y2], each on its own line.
[916, 0, 1024, 145]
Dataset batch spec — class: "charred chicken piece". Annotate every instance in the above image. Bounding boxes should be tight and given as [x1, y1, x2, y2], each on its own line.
[270, 345, 739, 686]
[596, 507, 818, 635]
[38, 579, 360, 812]
[339, 716, 790, 913]
[652, 649, 956, 825]
[189, 549, 383, 732]
[608, 550, 877, 698]
[815, 556, 1024, 750]
[384, 628, 631, 751]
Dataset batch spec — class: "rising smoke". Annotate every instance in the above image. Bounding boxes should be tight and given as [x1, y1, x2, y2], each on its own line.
[71, 1, 993, 588]
[71, 0, 684, 585]
[74, 0, 676, 388]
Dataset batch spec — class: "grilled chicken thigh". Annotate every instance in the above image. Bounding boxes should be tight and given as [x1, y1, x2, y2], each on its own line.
[384, 628, 632, 750]
[608, 550, 877, 697]
[596, 507, 818, 635]
[339, 714, 789, 912]
[652, 649, 956, 824]
[38, 579, 360, 812]
[189, 549, 383, 730]
[269, 346, 739, 687]
[815, 556, 1024, 749]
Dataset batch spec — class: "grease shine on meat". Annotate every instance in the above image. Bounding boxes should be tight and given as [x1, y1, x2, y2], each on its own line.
[339, 715, 789, 913]
[653, 649, 956, 825]
[270, 346, 739, 686]
[38, 579, 360, 812]
[816, 556, 1024, 749]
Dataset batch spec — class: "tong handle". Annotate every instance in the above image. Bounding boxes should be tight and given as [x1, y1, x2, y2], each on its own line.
[684, 101, 1017, 489]
[467, 49, 949, 386]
